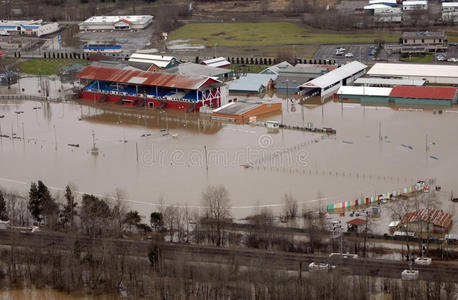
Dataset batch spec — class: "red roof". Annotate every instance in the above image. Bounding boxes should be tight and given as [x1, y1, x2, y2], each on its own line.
[77, 65, 220, 90]
[346, 218, 367, 226]
[114, 19, 133, 25]
[390, 86, 458, 100]
[401, 208, 452, 229]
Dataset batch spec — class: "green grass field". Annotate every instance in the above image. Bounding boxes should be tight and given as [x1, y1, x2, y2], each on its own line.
[400, 54, 433, 63]
[169, 22, 401, 47]
[19, 59, 89, 75]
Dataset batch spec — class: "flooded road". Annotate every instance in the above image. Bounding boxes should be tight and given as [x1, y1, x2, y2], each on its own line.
[0, 89, 457, 218]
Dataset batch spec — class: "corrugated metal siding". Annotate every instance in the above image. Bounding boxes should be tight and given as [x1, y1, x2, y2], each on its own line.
[77, 66, 220, 90]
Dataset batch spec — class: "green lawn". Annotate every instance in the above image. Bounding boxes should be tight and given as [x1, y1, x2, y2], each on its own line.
[19, 59, 89, 75]
[169, 22, 401, 47]
[400, 54, 433, 63]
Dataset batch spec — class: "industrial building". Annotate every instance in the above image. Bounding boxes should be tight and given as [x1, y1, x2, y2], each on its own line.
[79, 15, 154, 31]
[337, 85, 458, 106]
[162, 62, 234, 81]
[442, 2, 458, 23]
[402, 0, 427, 11]
[228, 74, 276, 94]
[201, 57, 230, 68]
[0, 20, 59, 37]
[76, 65, 224, 111]
[386, 32, 448, 54]
[354, 77, 425, 87]
[127, 54, 180, 72]
[367, 63, 458, 85]
[299, 61, 367, 97]
[401, 209, 452, 235]
[212, 100, 281, 123]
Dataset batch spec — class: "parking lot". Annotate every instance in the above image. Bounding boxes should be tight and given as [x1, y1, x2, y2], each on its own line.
[313, 44, 377, 65]
[76, 25, 156, 54]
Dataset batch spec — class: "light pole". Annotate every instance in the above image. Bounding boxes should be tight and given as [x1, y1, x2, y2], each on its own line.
[160, 110, 168, 132]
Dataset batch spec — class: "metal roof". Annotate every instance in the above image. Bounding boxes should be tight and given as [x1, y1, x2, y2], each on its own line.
[162, 62, 231, 77]
[77, 65, 220, 90]
[213, 101, 262, 115]
[128, 53, 177, 68]
[367, 63, 458, 78]
[202, 57, 230, 68]
[79, 15, 153, 26]
[346, 218, 367, 226]
[389, 86, 458, 100]
[260, 61, 293, 75]
[402, 0, 427, 5]
[354, 77, 425, 86]
[229, 74, 277, 92]
[300, 61, 367, 89]
[337, 86, 392, 96]
[401, 209, 452, 229]
[402, 31, 445, 39]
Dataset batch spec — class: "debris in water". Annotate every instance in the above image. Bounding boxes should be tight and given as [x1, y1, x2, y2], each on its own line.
[68, 143, 79, 148]
[430, 155, 439, 160]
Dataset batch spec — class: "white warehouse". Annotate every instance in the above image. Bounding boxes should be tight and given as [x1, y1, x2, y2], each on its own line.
[402, 0, 428, 11]
[79, 15, 154, 31]
[367, 63, 458, 85]
[0, 20, 59, 37]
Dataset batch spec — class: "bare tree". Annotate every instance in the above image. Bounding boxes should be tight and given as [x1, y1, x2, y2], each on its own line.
[201, 185, 231, 247]
[283, 192, 298, 220]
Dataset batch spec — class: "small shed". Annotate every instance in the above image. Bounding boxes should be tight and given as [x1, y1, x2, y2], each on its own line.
[346, 218, 367, 233]
[0, 220, 10, 230]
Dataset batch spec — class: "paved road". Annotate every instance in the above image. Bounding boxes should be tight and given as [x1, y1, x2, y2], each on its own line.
[0, 230, 457, 282]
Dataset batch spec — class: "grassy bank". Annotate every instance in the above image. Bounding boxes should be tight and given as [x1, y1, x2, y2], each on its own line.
[169, 22, 401, 47]
[19, 59, 88, 75]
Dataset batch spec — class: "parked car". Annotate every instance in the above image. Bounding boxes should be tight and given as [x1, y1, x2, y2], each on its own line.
[436, 54, 446, 61]
[447, 58, 457, 62]
[415, 257, 432, 265]
[336, 51, 344, 56]
[368, 50, 376, 56]
[345, 53, 354, 58]
[449, 42, 457, 47]
[336, 47, 346, 52]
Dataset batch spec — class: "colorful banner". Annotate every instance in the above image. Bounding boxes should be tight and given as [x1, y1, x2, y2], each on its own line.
[327, 182, 426, 211]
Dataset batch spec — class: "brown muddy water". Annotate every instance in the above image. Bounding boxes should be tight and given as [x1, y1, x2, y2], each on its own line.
[1, 78, 458, 219]
[0, 288, 113, 299]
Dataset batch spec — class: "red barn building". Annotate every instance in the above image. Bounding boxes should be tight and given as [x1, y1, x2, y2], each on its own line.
[76, 65, 224, 111]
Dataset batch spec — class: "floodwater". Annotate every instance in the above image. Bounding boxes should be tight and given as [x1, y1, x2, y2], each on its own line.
[0, 288, 112, 300]
[1, 80, 458, 219]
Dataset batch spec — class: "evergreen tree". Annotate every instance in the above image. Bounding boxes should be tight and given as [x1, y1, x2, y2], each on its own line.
[0, 190, 8, 221]
[61, 185, 78, 228]
[28, 182, 41, 222]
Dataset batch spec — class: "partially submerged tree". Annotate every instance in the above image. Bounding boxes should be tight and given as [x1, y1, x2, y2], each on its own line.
[124, 210, 141, 232]
[283, 192, 298, 220]
[80, 194, 111, 237]
[201, 185, 231, 247]
[0, 190, 8, 221]
[150, 211, 164, 232]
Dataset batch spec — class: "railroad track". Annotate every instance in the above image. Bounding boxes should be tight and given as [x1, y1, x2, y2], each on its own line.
[1, 230, 457, 282]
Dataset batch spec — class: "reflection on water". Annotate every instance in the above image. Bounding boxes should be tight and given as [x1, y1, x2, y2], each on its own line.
[0, 96, 457, 218]
[0, 288, 112, 300]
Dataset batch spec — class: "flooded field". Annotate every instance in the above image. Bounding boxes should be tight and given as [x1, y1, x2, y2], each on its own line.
[1, 80, 458, 219]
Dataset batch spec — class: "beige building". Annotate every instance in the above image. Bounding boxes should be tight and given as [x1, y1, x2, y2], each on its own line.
[387, 32, 448, 54]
